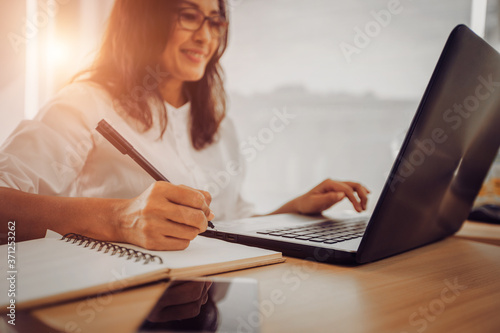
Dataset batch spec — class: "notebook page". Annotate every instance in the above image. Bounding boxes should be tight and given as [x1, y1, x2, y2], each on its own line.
[118, 235, 281, 269]
[0, 236, 160, 307]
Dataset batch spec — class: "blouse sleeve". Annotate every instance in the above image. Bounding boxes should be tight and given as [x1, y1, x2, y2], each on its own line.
[0, 83, 105, 195]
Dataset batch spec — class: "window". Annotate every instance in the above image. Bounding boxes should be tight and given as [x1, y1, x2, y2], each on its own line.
[223, 0, 477, 213]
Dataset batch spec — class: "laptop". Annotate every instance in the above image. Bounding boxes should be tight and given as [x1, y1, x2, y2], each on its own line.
[202, 25, 500, 264]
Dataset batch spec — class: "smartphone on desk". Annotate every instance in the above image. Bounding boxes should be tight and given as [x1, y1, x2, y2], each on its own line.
[136, 277, 260, 333]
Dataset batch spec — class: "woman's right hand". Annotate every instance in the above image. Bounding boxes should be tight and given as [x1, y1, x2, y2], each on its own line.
[115, 182, 215, 251]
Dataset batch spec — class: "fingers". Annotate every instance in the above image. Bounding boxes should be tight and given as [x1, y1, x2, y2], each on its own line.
[119, 182, 216, 251]
[199, 190, 213, 206]
[337, 182, 362, 212]
[171, 184, 214, 218]
[128, 211, 207, 250]
[154, 218, 201, 240]
[153, 202, 211, 232]
[178, 185, 213, 206]
[315, 192, 346, 212]
[140, 235, 191, 251]
[316, 179, 370, 213]
[147, 182, 214, 221]
[345, 182, 370, 211]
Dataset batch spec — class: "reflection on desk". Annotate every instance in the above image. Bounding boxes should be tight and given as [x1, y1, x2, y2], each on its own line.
[30, 237, 500, 333]
[138, 278, 259, 333]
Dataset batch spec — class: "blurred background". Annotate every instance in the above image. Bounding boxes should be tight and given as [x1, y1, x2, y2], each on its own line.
[1, 0, 499, 214]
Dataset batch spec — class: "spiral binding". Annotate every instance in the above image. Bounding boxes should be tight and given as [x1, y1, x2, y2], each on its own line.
[61, 233, 163, 265]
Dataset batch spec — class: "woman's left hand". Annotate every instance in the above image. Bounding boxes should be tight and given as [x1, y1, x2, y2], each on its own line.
[272, 179, 370, 216]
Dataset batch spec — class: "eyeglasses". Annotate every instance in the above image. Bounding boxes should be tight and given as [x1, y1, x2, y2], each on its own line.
[177, 8, 228, 38]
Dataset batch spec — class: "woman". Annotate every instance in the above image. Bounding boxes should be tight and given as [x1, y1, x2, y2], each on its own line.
[0, 0, 369, 250]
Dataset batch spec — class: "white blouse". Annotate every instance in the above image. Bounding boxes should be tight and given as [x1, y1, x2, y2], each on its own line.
[0, 82, 255, 221]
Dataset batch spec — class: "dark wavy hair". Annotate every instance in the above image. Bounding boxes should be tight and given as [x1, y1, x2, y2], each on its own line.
[78, 0, 229, 150]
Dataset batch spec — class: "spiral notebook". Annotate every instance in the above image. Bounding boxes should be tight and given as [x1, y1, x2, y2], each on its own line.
[0, 230, 283, 311]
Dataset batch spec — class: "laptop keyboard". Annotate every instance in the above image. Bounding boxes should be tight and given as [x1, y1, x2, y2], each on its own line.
[256, 219, 367, 244]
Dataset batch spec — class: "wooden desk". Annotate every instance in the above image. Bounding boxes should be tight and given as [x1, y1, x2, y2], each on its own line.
[31, 238, 500, 333]
[454, 220, 500, 246]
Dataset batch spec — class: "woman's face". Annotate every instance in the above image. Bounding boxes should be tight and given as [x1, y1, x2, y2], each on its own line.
[162, 0, 223, 83]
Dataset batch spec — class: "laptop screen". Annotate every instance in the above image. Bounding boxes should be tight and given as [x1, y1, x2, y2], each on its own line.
[357, 25, 500, 263]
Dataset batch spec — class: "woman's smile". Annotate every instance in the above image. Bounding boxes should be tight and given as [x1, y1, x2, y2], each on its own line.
[181, 48, 209, 64]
